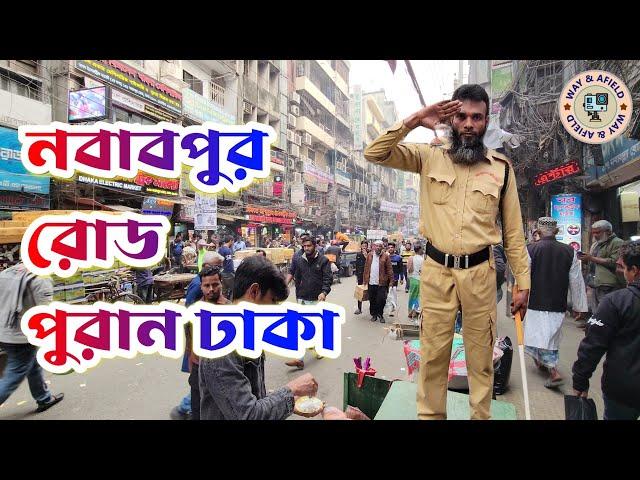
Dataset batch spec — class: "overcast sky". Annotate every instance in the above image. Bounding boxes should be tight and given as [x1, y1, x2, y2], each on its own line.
[349, 60, 468, 143]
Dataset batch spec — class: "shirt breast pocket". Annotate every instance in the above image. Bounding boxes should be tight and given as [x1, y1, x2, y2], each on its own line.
[425, 172, 455, 205]
[470, 178, 500, 215]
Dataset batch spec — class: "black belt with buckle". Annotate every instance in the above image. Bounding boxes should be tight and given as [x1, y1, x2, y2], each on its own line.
[426, 242, 490, 269]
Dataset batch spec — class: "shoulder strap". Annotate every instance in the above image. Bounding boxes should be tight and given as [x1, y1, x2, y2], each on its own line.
[499, 163, 509, 232]
[500, 162, 509, 202]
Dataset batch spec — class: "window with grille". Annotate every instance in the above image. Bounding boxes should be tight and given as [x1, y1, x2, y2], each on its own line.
[0, 67, 43, 101]
[183, 70, 203, 95]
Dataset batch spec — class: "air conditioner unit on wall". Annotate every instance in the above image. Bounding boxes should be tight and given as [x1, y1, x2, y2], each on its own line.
[295, 134, 302, 146]
[288, 114, 296, 126]
[286, 129, 294, 142]
[291, 91, 300, 104]
[294, 172, 302, 183]
[304, 133, 312, 145]
[289, 144, 299, 157]
[288, 158, 295, 169]
[290, 105, 300, 116]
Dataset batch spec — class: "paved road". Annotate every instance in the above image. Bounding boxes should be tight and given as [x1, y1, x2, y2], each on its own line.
[0, 275, 601, 420]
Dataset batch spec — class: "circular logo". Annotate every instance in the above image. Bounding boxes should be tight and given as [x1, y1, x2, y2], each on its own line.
[559, 70, 632, 144]
[569, 241, 581, 251]
[567, 224, 581, 235]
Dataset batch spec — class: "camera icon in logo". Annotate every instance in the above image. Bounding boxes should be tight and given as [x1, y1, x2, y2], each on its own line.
[583, 93, 608, 122]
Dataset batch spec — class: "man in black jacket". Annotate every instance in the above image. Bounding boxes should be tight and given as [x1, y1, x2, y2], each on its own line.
[572, 240, 640, 420]
[285, 237, 333, 369]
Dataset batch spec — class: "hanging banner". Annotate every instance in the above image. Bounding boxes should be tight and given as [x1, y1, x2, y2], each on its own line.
[551, 193, 582, 252]
[291, 183, 305, 205]
[195, 192, 217, 230]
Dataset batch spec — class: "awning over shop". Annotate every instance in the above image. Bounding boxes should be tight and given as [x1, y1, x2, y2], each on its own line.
[217, 213, 245, 222]
[104, 205, 139, 212]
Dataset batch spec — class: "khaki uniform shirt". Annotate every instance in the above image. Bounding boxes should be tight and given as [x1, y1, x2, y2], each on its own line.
[364, 122, 531, 290]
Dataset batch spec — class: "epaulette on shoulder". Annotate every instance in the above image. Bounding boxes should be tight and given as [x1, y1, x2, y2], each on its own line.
[488, 149, 513, 168]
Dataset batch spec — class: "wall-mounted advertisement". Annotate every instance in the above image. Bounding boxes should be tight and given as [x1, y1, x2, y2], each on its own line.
[551, 193, 582, 252]
[68, 86, 109, 122]
[195, 192, 217, 230]
[0, 126, 50, 194]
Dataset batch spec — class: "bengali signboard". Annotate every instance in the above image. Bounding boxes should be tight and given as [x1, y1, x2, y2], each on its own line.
[380, 200, 402, 213]
[76, 60, 182, 115]
[141, 197, 174, 217]
[245, 205, 296, 225]
[182, 87, 236, 125]
[551, 194, 582, 252]
[303, 161, 333, 192]
[0, 126, 50, 194]
[351, 85, 364, 150]
[77, 172, 179, 197]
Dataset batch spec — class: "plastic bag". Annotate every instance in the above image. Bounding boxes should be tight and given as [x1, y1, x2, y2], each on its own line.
[564, 395, 598, 420]
[493, 336, 513, 395]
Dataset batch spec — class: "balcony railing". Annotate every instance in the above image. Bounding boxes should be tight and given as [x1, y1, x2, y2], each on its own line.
[211, 82, 225, 108]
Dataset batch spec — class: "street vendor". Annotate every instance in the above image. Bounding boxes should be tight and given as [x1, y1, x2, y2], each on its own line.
[364, 84, 530, 420]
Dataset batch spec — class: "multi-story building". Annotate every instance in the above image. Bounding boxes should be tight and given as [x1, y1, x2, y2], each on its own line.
[291, 60, 351, 235]
[0, 60, 54, 216]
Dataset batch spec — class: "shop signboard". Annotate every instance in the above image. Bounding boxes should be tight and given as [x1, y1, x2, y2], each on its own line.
[0, 126, 50, 194]
[76, 60, 182, 115]
[141, 197, 174, 216]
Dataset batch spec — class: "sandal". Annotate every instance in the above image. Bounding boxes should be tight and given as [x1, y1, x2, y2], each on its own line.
[544, 377, 564, 389]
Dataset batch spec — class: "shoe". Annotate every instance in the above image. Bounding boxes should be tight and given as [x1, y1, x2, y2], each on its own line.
[370, 316, 377, 322]
[379, 316, 386, 324]
[544, 377, 564, 389]
[170, 406, 192, 420]
[285, 359, 304, 370]
[35, 393, 64, 413]
[354, 309, 362, 315]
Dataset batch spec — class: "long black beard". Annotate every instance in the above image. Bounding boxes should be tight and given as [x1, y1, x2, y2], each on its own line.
[450, 128, 487, 165]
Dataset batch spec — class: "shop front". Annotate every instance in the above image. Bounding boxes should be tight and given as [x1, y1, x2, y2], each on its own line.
[244, 205, 296, 247]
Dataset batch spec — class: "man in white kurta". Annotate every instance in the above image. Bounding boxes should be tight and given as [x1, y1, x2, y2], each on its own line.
[524, 217, 588, 388]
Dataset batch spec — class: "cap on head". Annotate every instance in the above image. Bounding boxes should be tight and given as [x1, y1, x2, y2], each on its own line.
[592, 220, 613, 231]
[537, 217, 557, 229]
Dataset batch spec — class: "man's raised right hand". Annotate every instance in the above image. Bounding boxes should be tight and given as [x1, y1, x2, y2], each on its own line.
[403, 100, 462, 130]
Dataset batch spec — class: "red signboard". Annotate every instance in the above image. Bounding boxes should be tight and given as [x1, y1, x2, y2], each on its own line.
[534, 159, 581, 187]
[248, 215, 294, 225]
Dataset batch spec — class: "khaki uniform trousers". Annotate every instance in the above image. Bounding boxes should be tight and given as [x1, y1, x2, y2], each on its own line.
[417, 254, 497, 420]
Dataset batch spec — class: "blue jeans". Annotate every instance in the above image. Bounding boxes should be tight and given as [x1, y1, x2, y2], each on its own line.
[0, 342, 52, 406]
[603, 394, 640, 420]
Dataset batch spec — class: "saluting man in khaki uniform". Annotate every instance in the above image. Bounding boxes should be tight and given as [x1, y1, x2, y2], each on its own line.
[364, 84, 530, 419]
